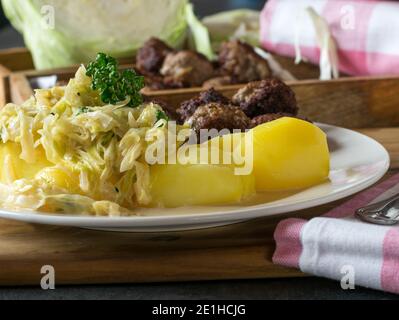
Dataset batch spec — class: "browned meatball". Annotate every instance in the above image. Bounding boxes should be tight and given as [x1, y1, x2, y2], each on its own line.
[142, 73, 168, 90]
[251, 113, 312, 128]
[136, 38, 173, 75]
[177, 88, 231, 122]
[251, 113, 295, 128]
[189, 103, 250, 139]
[202, 76, 233, 89]
[218, 40, 271, 83]
[160, 51, 215, 88]
[232, 79, 298, 118]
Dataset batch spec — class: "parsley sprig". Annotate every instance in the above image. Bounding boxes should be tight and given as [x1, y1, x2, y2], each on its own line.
[156, 110, 169, 122]
[76, 106, 91, 116]
[155, 110, 170, 128]
[86, 53, 145, 107]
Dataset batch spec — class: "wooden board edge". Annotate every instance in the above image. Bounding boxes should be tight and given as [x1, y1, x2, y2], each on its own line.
[0, 47, 34, 71]
[9, 74, 34, 105]
[145, 74, 399, 97]
[0, 65, 11, 107]
[13, 66, 399, 96]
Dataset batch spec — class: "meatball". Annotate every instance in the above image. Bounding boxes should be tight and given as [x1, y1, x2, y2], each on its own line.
[136, 38, 173, 75]
[232, 79, 298, 118]
[251, 113, 294, 128]
[202, 76, 233, 89]
[177, 88, 231, 122]
[251, 113, 312, 128]
[218, 40, 271, 83]
[160, 51, 215, 88]
[189, 103, 250, 140]
[142, 73, 168, 91]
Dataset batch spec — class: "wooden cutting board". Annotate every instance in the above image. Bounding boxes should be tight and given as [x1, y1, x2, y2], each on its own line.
[0, 128, 397, 286]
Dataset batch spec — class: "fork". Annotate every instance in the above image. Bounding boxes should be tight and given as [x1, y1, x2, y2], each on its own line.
[356, 194, 399, 225]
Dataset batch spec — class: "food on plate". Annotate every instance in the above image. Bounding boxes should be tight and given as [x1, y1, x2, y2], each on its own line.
[0, 54, 178, 215]
[250, 113, 311, 128]
[188, 103, 250, 139]
[248, 117, 330, 191]
[251, 113, 296, 128]
[201, 117, 329, 192]
[145, 97, 180, 123]
[86, 53, 145, 107]
[0, 52, 330, 215]
[150, 162, 255, 208]
[176, 81, 300, 133]
[0, 143, 51, 182]
[177, 88, 231, 122]
[137, 38, 273, 90]
[232, 79, 299, 118]
[218, 40, 271, 84]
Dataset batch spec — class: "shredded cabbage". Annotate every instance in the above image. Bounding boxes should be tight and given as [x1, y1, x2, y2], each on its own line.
[294, 7, 339, 80]
[0, 66, 179, 216]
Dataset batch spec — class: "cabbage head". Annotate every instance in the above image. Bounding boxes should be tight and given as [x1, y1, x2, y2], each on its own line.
[2, 0, 188, 69]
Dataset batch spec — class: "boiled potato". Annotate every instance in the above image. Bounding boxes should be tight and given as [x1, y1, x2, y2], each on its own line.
[150, 163, 255, 208]
[203, 134, 254, 178]
[0, 142, 52, 183]
[249, 117, 330, 191]
[204, 132, 245, 154]
[0, 142, 81, 194]
[35, 166, 81, 194]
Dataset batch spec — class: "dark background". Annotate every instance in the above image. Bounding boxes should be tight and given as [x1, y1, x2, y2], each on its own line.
[0, 13, 5, 28]
[0, 0, 398, 300]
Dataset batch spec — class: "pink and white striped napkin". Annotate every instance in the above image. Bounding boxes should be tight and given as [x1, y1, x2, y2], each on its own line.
[273, 173, 399, 294]
[260, 0, 399, 76]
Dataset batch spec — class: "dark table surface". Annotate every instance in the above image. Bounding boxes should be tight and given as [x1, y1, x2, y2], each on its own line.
[0, 0, 398, 300]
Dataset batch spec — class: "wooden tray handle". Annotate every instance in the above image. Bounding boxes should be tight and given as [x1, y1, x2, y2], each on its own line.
[9, 74, 34, 105]
[0, 64, 11, 107]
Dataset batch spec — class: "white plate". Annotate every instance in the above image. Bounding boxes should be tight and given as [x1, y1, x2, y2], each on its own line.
[0, 124, 390, 232]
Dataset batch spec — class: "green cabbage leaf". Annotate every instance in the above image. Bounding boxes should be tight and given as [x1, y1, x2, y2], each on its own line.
[2, 0, 189, 69]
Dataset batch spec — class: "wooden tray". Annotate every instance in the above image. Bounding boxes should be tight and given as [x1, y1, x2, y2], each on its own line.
[4, 64, 399, 129]
[0, 47, 321, 76]
[148, 76, 399, 129]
